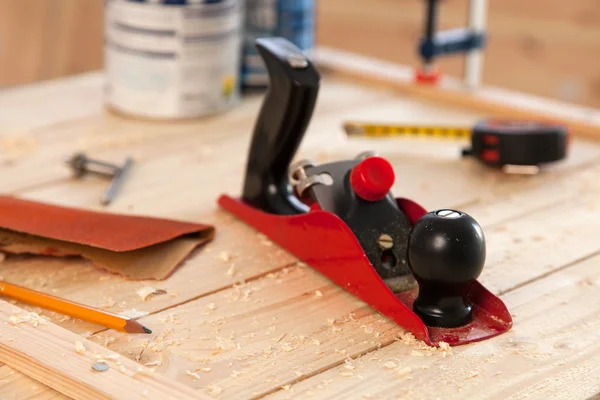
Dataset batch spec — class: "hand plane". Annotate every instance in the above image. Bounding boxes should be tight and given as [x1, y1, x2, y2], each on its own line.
[218, 37, 512, 346]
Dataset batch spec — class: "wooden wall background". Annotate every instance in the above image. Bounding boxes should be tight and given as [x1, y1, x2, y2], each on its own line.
[0, 0, 599, 107]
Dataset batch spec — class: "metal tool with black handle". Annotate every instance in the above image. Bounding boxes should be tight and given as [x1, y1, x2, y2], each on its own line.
[219, 37, 512, 345]
[242, 38, 320, 215]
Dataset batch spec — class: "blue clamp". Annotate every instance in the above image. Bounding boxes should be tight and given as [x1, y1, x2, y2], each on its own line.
[419, 28, 486, 62]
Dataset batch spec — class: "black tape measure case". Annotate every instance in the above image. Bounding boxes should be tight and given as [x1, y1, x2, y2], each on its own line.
[462, 120, 569, 166]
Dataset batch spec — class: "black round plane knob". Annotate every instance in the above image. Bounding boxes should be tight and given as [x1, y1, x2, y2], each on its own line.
[407, 209, 486, 328]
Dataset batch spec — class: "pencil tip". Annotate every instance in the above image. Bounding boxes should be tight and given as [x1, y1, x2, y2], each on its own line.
[143, 326, 152, 334]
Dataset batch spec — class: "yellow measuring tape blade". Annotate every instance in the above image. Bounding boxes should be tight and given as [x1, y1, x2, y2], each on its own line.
[344, 122, 472, 139]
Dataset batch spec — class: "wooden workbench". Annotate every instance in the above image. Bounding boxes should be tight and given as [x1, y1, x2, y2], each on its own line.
[1, 69, 600, 400]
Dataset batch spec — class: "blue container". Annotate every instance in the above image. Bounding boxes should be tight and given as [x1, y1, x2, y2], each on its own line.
[242, 0, 315, 88]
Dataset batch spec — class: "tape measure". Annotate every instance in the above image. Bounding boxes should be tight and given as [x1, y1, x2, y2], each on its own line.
[344, 119, 569, 168]
[344, 122, 472, 139]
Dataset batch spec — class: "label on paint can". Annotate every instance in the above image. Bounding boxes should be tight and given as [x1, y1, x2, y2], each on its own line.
[105, 0, 243, 119]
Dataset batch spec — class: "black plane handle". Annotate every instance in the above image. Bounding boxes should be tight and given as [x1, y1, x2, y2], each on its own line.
[242, 37, 320, 215]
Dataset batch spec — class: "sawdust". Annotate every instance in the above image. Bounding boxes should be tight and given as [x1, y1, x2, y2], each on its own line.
[396, 367, 412, 377]
[227, 264, 236, 277]
[136, 287, 167, 302]
[207, 384, 223, 396]
[384, 361, 397, 369]
[219, 251, 232, 262]
[9, 311, 49, 327]
[186, 370, 201, 380]
[100, 297, 116, 308]
[315, 290, 323, 297]
[120, 309, 149, 319]
[75, 341, 86, 354]
[144, 359, 162, 368]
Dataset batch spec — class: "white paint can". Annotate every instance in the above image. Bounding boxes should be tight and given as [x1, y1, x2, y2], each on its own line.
[104, 0, 244, 119]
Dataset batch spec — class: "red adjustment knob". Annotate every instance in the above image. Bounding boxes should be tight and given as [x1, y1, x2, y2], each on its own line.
[350, 156, 395, 202]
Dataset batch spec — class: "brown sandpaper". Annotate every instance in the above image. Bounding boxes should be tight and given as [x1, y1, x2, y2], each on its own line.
[0, 196, 215, 280]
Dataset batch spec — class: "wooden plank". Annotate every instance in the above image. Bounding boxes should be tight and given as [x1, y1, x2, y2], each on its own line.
[84, 157, 600, 399]
[314, 47, 600, 140]
[0, 73, 103, 133]
[263, 252, 600, 400]
[0, 300, 209, 400]
[0, 364, 70, 400]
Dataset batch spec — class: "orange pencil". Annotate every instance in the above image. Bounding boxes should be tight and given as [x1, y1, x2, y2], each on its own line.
[0, 280, 151, 334]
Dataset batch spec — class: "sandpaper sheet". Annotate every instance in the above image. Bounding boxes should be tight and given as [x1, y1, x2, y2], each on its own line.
[0, 196, 215, 280]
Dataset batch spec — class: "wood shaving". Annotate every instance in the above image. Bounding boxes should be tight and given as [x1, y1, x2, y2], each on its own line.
[100, 297, 116, 308]
[227, 265, 236, 276]
[9, 311, 49, 327]
[340, 372, 354, 377]
[439, 341, 451, 351]
[120, 309, 149, 319]
[384, 361, 397, 369]
[315, 290, 323, 297]
[75, 341, 86, 354]
[397, 367, 412, 377]
[410, 350, 424, 357]
[361, 325, 374, 334]
[199, 367, 212, 373]
[344, 363, 355, 370]
[231, 370, 241, 378]
[281, 385, 292, 391]
[144, 360, 161, 368]
[136, 287, 167, 302]
[312, 339, 321, 346]
[207, 384, 223, 396]
[206, 303, 217, 311]
[219, 251, 232, 262]
[281, 343, 294, 352]
[186, 370, 202, 380]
